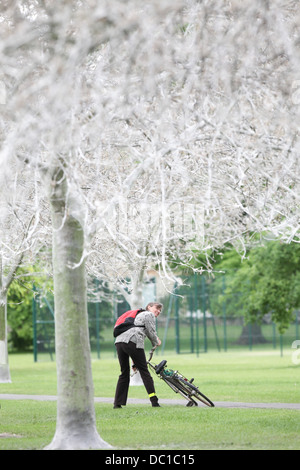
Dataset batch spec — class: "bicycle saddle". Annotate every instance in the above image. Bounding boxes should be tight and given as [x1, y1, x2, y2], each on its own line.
[155, 360, 167, 374]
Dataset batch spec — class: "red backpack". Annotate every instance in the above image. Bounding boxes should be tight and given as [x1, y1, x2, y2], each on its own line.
[113, 308, 145, 338]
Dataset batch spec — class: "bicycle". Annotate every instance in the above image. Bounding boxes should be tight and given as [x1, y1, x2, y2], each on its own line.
[147, 347, 215, 407]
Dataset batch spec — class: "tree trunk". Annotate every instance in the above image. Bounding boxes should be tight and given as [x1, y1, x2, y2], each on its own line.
[130, 275, 144, 308]
[236, 322, 268, 345]
[0, 291, 11, 383]
[0, 219, 32, 383]
[45, 168, 111, 450]
[121, 266, 145, 309]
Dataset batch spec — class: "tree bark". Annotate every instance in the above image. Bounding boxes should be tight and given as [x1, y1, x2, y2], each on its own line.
[45, 168, 111, 450]
[236, 323, 268, 345]
[119, 264, 146, 309]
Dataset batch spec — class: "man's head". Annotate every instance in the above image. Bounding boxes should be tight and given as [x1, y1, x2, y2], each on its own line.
[146, 302, 163, 317]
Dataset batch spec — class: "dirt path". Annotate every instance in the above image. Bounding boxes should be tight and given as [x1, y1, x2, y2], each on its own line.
[0, 394, 299, 410]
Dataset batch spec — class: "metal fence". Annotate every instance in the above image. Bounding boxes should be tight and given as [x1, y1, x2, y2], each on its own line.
[32, 275, 300, 361]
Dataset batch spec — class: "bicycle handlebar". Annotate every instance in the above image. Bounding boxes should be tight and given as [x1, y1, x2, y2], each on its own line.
[148, 346, 158, 362]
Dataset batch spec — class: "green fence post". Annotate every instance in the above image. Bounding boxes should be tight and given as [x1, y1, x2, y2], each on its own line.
[201, 277, 207, 353]
[189, 294, 194, 353]
[161, 283, 176, 355]
[211, 315, 221, 352]
[272, 322, 277, 349]
[32, 286, 37, 363]
[194, 274, 200, 357]
[222, 276, 227, 352]
[175, 292, 180, 354]
[95, 300, 100, 359]
[94, 279, 100, 359]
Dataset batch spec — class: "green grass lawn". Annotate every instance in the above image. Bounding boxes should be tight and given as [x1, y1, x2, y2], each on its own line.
[0, 348, 299, 450]
[0, 400, 299, 450]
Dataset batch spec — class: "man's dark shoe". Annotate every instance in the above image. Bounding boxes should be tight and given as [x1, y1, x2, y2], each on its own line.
[113, 405, 122, 409]
[152, 403, 161, 407]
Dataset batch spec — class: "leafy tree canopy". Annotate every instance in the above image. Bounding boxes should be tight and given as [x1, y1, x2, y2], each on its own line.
[212, 240, 300, 333]
[7, 267, 52, 351]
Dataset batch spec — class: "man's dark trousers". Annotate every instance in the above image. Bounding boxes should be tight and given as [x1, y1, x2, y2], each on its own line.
[114, 341, 158, 406]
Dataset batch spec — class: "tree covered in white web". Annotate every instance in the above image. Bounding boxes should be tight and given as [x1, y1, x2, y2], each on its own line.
[0, 0, 299, 449]
[0, 122, 51, 383]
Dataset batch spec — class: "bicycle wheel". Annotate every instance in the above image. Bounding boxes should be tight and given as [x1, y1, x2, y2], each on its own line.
[160, 376, 197, 406]
[177, 377, 215, 407]
[162, 376, 194, 402]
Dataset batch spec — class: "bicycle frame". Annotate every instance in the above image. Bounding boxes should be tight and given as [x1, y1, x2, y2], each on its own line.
[147, 347, 214, 407]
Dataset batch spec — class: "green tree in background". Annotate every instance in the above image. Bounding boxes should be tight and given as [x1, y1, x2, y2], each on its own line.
[214, 240, 300, 333]
[7, 273, 114, 353]
[7, 268, 53, 351]
[7, 279, 33, 351]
